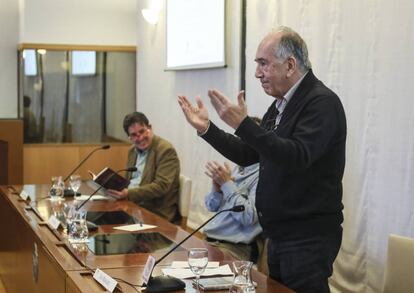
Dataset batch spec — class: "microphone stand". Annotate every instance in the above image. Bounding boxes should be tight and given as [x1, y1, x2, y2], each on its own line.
[63, 145, 110, 197]
[76, 167, 136, 211]
[144, 205, 245, 293]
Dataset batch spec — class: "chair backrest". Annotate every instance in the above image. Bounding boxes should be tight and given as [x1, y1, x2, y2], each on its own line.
[178, 174, 192, 217]
[382, 234, 414, 293]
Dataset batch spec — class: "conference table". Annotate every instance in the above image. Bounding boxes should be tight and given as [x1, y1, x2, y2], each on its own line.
[0, 183, 294, 293]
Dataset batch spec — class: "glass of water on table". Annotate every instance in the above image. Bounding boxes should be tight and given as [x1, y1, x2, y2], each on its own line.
[188, 248, 208, 292]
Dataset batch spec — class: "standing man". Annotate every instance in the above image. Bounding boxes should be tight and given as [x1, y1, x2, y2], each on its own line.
[107, 112, 181, 223]
[178, 26, 346, 292]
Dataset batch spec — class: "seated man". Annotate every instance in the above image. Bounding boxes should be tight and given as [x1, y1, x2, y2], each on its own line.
[203, 159, 262, 262]
[107, 112, 181, 223]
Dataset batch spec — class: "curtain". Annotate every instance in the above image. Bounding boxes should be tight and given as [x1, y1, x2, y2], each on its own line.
[244, 0, 414, 292]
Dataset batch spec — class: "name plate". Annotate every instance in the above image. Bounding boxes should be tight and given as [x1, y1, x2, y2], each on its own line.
[142, 255, 156, 284]
[93, 268, 118, 292]
[19, 190, 30, 201]
[47, 215, 61, 230]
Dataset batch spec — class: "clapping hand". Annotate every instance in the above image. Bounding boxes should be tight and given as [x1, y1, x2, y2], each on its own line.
[205, 161, 232, 191]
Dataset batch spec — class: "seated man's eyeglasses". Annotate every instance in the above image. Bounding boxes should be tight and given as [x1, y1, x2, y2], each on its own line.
[128, 127, 149, 139]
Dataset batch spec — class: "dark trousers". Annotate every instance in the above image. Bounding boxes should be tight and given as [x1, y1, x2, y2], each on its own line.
[267, 227, 342, 293]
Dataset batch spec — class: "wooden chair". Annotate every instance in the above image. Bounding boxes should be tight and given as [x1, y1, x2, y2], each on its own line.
[178, 174, 192, 228]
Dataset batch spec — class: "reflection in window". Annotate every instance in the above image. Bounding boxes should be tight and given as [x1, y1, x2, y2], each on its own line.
[19, 48, 136, 143]
[23, 49, 37, 76]
[71, 51, 96, 76]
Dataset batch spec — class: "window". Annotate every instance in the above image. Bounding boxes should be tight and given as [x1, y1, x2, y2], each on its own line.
[18, 45, 136, 143]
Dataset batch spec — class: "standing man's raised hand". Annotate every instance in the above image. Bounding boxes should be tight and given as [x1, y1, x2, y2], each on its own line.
[207, 89, 248, 130]
[178, 95, 210, 133]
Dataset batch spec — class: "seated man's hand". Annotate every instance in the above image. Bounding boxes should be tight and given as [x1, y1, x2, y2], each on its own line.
[205, 161, 232, 187]
[106, 188, 128, 200]
[212, 180, 221, 192]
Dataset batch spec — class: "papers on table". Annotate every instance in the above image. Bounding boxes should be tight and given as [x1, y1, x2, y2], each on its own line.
[161, 264, 233, 279]
[74, 195, 112, 201]
[113, 223, 157, 232]
[170, 261, 220, 269]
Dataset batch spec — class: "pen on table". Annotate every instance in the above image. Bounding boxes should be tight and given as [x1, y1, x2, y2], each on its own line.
[135, 210, 143, 227]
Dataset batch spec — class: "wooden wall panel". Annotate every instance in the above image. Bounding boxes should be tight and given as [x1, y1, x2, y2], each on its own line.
[23, 143, 130, 184]
[37, 245, 66, 293]
[24, 145, 79, 184]
[0, 140, 7, 184]
[0, 120, 23, 184]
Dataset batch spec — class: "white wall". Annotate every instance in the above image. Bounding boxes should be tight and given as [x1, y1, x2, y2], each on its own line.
[0, 0, 19, 118]
[0, 0, 137, 119]
[20, 0, 136, 45]
[136, 0, 242, 228]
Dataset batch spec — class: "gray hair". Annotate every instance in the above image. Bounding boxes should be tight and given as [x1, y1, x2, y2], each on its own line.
[273, 26, 312, 72]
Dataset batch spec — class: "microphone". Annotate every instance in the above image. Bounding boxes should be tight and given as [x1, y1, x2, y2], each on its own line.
[75, 167, 137, 211]
[63, 145, 111, 182]
[144, 205, 245, 293]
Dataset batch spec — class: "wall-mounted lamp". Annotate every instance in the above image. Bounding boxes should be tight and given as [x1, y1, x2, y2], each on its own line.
[37, 49, 47, 55]
[141, 8, 160, 25]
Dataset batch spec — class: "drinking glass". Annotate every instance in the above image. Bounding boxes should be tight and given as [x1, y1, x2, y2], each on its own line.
[63, 202, 76, 236]
[49, 176, 64, 201]
[188, 248, 208, 292]
[68, 210, 89, 243]
[229, 261, 255, 293]
[69, 174, 81, 200]
[50, 200, 66, 228]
